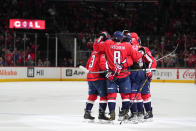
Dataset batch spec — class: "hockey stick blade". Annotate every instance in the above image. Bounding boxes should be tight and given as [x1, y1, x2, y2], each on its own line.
[79, 65, 89, 73]
[79, 65, 105, 74]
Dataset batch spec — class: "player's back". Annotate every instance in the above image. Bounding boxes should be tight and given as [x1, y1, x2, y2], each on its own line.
[86, 50, 105, 81]
[104, 40, 129, 71]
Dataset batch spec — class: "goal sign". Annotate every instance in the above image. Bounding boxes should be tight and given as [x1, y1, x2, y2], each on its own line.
[9, 19, 45, 30]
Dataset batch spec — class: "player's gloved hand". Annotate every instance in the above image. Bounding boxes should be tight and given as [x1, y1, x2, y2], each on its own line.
[146, 72, 152, 79]
[105, 72, 115, 82]
[137, 58, 143, 68]
[114, 64, 122, 75]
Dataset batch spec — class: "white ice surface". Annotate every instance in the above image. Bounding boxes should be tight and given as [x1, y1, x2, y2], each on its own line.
[0, 81, 196, 131]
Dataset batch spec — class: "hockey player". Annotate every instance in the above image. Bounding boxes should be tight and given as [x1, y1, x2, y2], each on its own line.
[120, 31, 143, 123]
[84, 32, 110, 121]
[139, 45, 157, 120]
[128, 32, 157, 121]
[93, 31, 142, 121]
[128, 32, 145, 123]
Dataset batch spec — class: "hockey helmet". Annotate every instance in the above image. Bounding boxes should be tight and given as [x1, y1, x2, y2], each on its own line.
[131, 32, 141, 45]
[122, 33, 132, 43]
[122, 30, 129, 35]
[113, 31, 123, 42]
[99, 31, 110, 41]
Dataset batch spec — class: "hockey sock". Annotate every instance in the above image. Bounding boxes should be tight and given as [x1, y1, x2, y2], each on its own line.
[107, 93, 117, 113]
[99, 103, 107, 111]
[108, 102, 116, 113]
[99, 96, 107, 111]
[142, 94, 151, 112]
[144, 102, 151, 112]
[86, 102, 93, 111]
[122, 101, 130, 110]
[137, 102, 144, 113]
[131, 102, 137, 113]
[136, 93, 143, 113]
[121, 93, 130, 110]
[130, 102, 133, 112]
[86, 94, 97, 111]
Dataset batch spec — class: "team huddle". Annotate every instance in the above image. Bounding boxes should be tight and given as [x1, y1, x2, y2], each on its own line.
[84, 30, 157, 123]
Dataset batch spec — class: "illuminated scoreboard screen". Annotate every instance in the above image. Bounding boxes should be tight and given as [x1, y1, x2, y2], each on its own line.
[9, 19, 45, 30]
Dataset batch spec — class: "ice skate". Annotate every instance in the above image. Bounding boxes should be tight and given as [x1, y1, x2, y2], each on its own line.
[84, 109, 95, 122]
[144, 110, 153, 122]
[118, 109, 129, 122]
[108, 110, 115, 123]
[128, 112, 138, 124]
[137, 112, 144, 122]
[98, 109, 110, 123]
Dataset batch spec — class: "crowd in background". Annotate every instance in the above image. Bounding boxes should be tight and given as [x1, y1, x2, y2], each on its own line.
[0, 0, 195, 67]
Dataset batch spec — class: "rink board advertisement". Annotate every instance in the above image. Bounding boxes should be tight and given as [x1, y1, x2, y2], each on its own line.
[62, 67, 86, 79]
[0, 67, 195, 83]
[152, 68, 195, 83]
[0, 67, 60, 81]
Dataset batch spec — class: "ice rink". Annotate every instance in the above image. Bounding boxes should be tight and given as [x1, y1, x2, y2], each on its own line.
[0, 81, 196, 131]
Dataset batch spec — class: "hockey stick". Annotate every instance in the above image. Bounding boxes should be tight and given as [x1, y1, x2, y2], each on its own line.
[156, 43, 179, 62]
[79, 65, 156, 74]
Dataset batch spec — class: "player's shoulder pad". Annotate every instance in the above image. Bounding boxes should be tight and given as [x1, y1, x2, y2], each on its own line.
[143, 46, 149, 51]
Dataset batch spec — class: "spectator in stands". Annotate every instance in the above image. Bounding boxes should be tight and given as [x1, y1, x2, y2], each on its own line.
[61, 57, 69, 67]
[26, 53, 34, 66]
[44, 57, 51, 67]
[68, 58, 74, 67]
[0, 56, 5, 66]
[77, 59, 83, 67]
[0, 0, 195, 68]
[186, 50, 196, 67]
[37, 58, 43, 66]
[26, 49, 35, 66]
[5, 49, 13, 66]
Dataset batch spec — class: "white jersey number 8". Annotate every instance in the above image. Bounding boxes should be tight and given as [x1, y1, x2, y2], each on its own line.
[114, 51, 121, 64]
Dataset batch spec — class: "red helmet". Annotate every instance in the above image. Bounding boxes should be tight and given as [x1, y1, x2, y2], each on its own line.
[131, 32, 139, 41]
[131, 32, 141, 46]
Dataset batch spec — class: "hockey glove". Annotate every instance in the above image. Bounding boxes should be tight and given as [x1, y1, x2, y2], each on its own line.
[106, 72, 115, 82]
[114, 64, 122, 75]
[146, 72, 152, 79]
[137, 58, 144, 68]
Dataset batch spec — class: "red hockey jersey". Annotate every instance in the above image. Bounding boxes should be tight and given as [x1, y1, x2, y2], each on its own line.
[93, 39, 142, 78]
[86, 50, 106, 81]
[143, 46, 157, 69]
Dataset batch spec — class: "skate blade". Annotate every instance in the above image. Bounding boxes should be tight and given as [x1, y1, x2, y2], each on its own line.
[107, 120, 115, 124]
[138, 117, 145, 123]
[83, 119, 95, 123]
[144, 118, 153, 122]
[98, 119, 110, 124]
[138, 119, 145, 123]
[119, 119, 128, 125]
[128, 120, 139, 124]
[118, 117, 124, 121]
